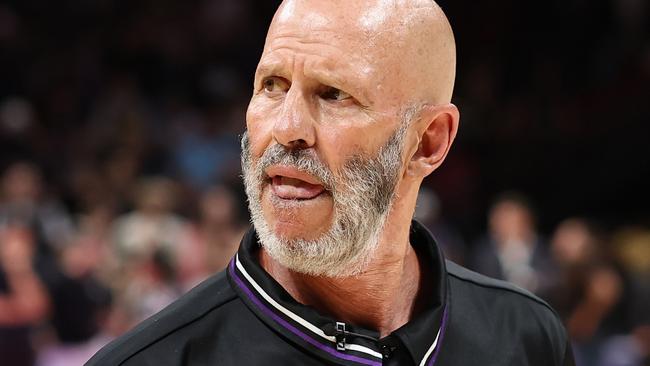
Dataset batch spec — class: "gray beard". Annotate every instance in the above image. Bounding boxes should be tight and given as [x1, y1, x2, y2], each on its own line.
[240, 122, 409, 278]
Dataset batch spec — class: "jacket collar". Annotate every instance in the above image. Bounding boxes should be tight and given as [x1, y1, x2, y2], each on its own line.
[227, 220, 449, 366]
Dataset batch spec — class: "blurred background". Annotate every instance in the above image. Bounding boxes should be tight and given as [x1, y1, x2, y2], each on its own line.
[0, 0, 648, 365]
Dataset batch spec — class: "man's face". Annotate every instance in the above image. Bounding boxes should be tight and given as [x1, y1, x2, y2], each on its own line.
[242, 1, 419, 276]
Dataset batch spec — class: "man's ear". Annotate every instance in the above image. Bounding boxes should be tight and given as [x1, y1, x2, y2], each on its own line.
[408, 103, 459, 178]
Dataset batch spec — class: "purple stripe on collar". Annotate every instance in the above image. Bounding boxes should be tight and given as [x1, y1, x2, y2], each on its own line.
[229, 260, 382, 366]
[427, 304, 449, 366]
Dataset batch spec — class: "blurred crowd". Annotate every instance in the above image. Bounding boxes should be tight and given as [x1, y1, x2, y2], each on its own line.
[0, 161, 249, 365]
[416, 189, 650, 366]
[0, 0, 648, 365]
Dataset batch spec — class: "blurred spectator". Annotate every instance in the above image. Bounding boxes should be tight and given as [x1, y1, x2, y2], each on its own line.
[547, 218, 627, 366]
[599, 227, 650, 366]
[34, 204, 114, 366]
[109, 177, 188, 327]
[169, 112, 240, 191]
[101, 147, 144, 213]
[177, 185, 247, 290]
[0, 225, 51, 366]
[597, 327, 650, 366]
[116, 249, 178, 325]
[0, 97, 35, 139]
[469, 192, 554, 295]
[111, 176, 188, 264]
[0, 162, 75, 252]
[611, 227, 650, 328]
[415, 187, 467, 264]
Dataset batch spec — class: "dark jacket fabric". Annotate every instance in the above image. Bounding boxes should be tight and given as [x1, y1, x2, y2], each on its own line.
[87, 221, 574, 366]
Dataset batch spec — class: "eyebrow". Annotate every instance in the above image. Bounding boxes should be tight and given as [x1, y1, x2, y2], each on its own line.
[255, 54, 373, 106]
[255, 61, 291, 84]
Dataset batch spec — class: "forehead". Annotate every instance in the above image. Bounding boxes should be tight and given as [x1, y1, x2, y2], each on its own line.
[274, 0, 399, 32]
[259, 0, 413, 100]
[260, 26, 375, 77]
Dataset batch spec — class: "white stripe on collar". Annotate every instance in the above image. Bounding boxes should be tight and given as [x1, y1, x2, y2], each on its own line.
[235, 254, 383, 359]
[419, 326, 441, 366]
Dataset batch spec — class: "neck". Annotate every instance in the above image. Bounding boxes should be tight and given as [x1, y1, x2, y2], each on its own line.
[260, 244, 420, 337]
[259, 184, 423, 337]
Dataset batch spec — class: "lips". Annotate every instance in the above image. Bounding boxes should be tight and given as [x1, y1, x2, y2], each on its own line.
[266, 166, 326, 200]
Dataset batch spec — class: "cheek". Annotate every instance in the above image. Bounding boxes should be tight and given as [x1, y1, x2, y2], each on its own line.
[318, 125, 383, 167]
[246, 103, 276, 157]
[318, 105, 385, 153]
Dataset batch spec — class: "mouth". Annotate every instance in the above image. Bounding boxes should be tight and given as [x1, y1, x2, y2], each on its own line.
[265, 166, 327, 200]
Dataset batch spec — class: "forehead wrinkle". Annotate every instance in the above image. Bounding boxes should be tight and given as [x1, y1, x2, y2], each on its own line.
[261, 35, 376, 103]
[255, 60, 290, 83]
[266, 33, 346, 56]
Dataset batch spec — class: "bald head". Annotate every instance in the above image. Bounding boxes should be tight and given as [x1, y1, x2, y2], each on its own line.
[267, 0, 456, 106]
[244, 0, 460, 278]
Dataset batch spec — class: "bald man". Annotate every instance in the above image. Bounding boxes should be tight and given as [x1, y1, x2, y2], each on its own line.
[87, 1, 574, 365]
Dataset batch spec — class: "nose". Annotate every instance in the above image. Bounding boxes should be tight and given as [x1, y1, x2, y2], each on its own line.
[272, 88, 316, 149]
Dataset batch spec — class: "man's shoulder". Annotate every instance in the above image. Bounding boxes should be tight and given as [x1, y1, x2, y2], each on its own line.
[445, 259, 562, 325]
[444, 260, 572, 365]
[86, 270, 237, 366]
[446, 259, 555, 312]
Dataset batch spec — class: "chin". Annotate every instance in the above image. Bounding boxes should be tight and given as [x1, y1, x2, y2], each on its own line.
[261, 186, 334, 242]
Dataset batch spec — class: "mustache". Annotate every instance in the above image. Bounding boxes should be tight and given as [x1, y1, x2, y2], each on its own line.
[241, 133, 335, 190]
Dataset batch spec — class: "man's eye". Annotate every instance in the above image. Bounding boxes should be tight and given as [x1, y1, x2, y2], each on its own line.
[321, 87, 352, 101]
[262, 77, 289, 93]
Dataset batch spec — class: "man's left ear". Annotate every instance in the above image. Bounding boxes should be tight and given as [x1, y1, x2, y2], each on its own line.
[408, 103, 459, 178]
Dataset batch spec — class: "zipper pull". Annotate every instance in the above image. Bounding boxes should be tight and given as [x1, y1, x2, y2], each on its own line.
[335, 322, 347, 351]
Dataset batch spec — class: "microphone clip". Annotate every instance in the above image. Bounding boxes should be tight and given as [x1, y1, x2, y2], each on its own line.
[335, 322, 347, 351]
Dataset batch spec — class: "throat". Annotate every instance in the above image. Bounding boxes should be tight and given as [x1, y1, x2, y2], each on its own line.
[258, 246, 422, 337]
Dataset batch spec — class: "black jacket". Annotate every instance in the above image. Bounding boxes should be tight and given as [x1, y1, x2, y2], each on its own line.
[87, 221, 574, 365]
